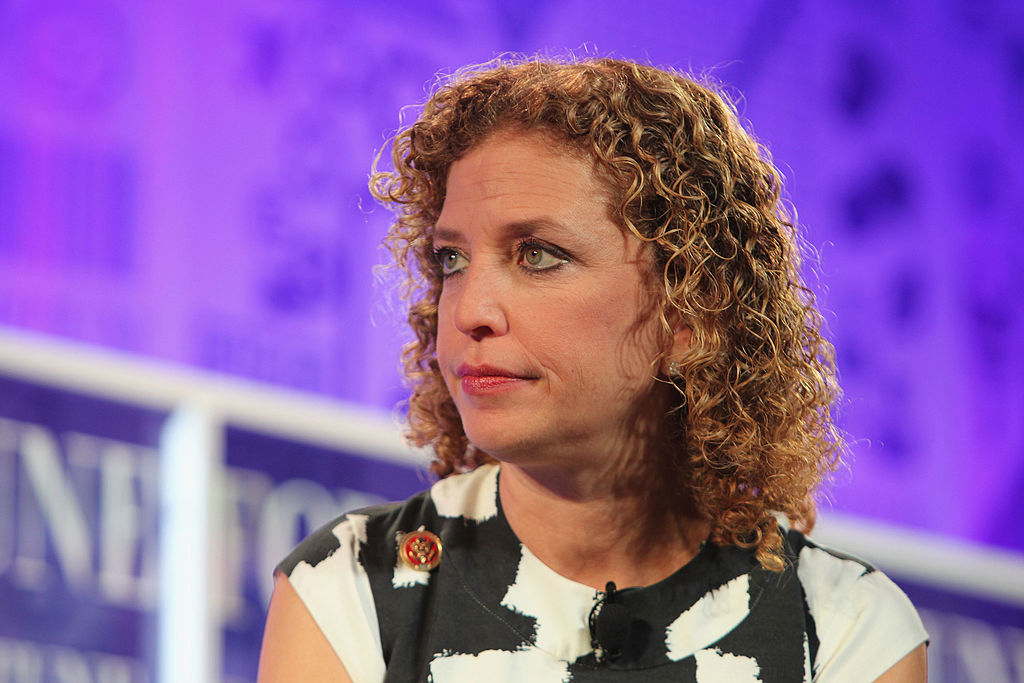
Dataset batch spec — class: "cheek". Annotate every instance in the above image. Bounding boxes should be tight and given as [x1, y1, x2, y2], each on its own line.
[434, 300, 459, 386]
[538, 288, 658, 374]
[435, 312, 450, 357]
[435, 293, 455, 351]
[586, 284, 664, 374]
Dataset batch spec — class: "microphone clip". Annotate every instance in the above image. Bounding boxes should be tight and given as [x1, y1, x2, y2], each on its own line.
[588, 581, 631, 665]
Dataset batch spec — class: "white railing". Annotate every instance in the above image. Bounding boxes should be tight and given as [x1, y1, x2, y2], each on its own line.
[0, 326, 422, 683]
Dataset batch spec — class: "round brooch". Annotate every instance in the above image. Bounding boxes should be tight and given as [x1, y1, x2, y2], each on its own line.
[399, 530, 443, 571]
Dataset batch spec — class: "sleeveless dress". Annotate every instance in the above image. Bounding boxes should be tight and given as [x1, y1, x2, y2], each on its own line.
[278, 464, 927, 682]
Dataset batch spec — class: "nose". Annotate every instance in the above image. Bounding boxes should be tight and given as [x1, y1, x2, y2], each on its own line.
[449, 265, 509, 341]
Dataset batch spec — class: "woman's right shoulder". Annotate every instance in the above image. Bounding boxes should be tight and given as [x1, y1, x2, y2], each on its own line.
[264, 487, 438, 683]
[262, 466, 500, 683]
[277, 463, 499, 580]
[258, 572, 357, 683]
[276, 489, 428, 579]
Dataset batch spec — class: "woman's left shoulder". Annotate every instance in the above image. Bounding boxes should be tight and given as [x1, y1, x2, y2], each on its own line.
[783, 528, 929, 681]
[784, 528, 915, 618]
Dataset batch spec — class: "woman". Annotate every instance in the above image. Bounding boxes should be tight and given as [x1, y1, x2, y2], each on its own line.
[259, 58, 928, 682]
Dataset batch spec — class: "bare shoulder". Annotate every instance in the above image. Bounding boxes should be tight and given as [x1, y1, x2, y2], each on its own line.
[874, 643, 927, 683]
[257, 571, 354, 683]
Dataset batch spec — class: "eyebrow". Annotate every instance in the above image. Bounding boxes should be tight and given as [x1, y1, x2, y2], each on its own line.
[432, 218, 569, 244]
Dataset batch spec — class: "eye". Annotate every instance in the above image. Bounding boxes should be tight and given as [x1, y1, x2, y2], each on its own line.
[433, 247, 468, 277]
[518, 242, 569, 271]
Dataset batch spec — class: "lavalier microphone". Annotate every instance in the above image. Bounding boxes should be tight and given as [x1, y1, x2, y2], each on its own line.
[588, 581, 632, 664]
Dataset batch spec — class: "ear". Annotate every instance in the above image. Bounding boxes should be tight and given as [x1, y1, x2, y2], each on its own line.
[659, 324, 693, 375]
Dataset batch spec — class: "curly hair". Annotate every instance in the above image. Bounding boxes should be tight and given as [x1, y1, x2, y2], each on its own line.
[370, 57, 844, 571]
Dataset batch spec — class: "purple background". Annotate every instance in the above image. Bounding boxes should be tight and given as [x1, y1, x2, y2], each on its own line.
[0, 0, 1022, 553]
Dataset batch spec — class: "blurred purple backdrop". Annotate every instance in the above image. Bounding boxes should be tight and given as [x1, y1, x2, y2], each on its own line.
[0, 0, 1021, 551]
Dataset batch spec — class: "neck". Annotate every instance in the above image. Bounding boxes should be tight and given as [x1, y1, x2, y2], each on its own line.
[487, 381, 708, 589]
[497, 455, 708, 591]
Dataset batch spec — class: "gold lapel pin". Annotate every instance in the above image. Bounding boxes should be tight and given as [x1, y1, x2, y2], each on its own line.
[399, 530, 443, 571]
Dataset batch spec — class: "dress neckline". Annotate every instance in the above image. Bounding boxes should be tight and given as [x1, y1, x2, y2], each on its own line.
[435, 464, 766, 669]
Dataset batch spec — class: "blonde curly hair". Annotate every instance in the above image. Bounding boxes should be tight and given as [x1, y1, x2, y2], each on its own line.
[371, 57, 844, 571]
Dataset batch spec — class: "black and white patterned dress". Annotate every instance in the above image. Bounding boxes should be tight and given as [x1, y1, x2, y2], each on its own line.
[278, 464, 927, 682]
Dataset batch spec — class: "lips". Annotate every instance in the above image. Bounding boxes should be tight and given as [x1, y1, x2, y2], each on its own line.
[457, 363, 524, 379]
[456, 363, 536, 396]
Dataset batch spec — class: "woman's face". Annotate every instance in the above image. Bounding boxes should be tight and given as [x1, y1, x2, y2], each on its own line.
[434, 131, 675, 469]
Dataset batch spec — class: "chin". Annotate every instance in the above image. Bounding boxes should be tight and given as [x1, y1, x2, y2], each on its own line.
[462, 424, 537, 464]
[462, 433, 521, 461]
[457, 405, 523, 445]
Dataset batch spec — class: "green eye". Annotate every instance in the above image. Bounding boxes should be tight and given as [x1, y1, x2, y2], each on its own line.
[519, 244, 567, 270]
[434, 248, 468, 276]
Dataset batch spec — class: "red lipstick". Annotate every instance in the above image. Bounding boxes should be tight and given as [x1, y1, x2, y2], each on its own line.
[456, 364, 534, 396]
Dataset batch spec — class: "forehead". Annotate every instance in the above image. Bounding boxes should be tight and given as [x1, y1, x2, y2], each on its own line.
[437, 131, 614, 232]
[433, 131, 663, 294]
